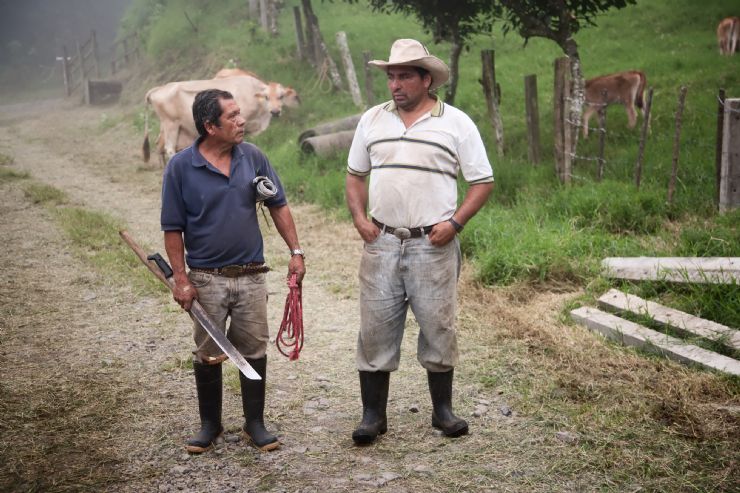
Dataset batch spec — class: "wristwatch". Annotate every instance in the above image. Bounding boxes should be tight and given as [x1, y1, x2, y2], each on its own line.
[447, 217, 464, 233]
[290, 248, 305, 258]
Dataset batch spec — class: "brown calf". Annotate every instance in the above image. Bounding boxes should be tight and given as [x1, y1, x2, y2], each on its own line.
[717, 17, 740, 55]
[582, 70, 647, 138]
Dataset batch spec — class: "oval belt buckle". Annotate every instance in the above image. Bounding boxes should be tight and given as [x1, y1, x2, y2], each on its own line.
[393, 227, 411, 240]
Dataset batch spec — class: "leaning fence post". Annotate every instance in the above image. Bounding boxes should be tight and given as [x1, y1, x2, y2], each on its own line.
[336, 31, 362, 107]
[292, 7, 306, 60]
[667, 86, 688, 205]
[259, 0, 269, 31]
[363, 51, 374, 107]
[597, 90, 608, 181]
[553, 57, 572, 184]
[524, 74, 541, 165]
[634, 87, 654, 188]
[481, 49, 504, 157]
[715, 88, 726, 206]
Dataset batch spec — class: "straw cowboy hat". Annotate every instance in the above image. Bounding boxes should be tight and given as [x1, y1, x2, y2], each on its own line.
[368, 39, 450, 91]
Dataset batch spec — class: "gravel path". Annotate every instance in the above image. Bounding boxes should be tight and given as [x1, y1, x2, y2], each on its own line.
[0, 101, 591, 493]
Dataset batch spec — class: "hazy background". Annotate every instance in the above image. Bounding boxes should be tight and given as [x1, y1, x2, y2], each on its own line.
[0, 0, 132, 68]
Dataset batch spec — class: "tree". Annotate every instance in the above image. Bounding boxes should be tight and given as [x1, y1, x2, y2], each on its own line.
[494, 0, 636, 162]
[350, 0, 495, 104]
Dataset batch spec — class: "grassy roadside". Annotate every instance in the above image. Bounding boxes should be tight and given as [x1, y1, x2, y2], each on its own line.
[9, 166, 167, 299]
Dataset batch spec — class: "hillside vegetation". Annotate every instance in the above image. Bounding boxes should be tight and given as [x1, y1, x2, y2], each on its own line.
[122, 0, 739, 327]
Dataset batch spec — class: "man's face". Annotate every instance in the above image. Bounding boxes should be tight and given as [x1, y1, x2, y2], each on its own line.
[208, 98, 245, 145]
[386, 66, 431, 111]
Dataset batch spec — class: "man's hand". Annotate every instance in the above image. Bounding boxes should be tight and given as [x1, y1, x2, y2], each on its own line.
[427, 220, 457, 246]
[288, 255, 306, 284]
[353, 216, 381, 243]
[173, 278, 197, 311]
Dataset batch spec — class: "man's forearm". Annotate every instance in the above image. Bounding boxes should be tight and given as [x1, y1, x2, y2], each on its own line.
[345, 174, 369, 224]
[268, 205, 301, 250]
[164, 230, 188, 282]
[453, 183, 494, 225]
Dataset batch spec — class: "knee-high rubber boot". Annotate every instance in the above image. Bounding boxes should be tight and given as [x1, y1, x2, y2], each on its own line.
[240, 356, 279, 451]
[352, 371, 390, 444]
[428, 369, 468, 437]
[186, 362, 224, 453]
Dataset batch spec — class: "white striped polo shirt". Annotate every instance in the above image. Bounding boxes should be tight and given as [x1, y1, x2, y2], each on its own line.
[347, 97, 494, 228]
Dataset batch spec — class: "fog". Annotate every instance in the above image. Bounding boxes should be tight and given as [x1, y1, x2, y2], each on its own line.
[0, 0, 132, 67]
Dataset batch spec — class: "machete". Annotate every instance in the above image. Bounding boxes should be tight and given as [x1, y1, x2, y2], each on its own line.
[119, 230, 261, 380]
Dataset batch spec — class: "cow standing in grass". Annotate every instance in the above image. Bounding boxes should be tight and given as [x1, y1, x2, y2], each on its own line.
[717, 17, 739, 55]
[582, 70, 647, 138]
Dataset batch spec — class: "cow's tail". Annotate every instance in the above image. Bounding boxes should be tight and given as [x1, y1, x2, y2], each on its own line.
[142, 91, 152, 163]
[635, 71, 646, 111]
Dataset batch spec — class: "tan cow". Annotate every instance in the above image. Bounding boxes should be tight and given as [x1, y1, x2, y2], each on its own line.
[143, 75, 282, 164]
[214, 67, 300, 111]
[582, 70, 647, 138]
[717, 17, 740, 55]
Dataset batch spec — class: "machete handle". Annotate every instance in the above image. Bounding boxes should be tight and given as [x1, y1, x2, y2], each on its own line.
[147, 253, 174, 278]
[119, 230, 176, 290]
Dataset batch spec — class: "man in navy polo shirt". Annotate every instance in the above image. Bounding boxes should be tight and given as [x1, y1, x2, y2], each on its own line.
[161, 89, 305, 453]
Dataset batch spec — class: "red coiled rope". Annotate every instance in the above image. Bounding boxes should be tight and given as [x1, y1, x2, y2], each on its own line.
[276, 273, 304, 360]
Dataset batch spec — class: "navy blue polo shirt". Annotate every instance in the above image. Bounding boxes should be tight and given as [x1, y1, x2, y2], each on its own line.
[161, 137, 287, 268]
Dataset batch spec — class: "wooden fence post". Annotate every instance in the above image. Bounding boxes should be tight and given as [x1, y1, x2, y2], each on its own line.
[634, 87, 654, 188]
[363, 51, 374, 107]
[715, 88, 726, 206]
[76, 40, 85, 88]
[301, 0, 317, 66]
[719, 98, 740, 213]
[90, 30, 100, 78]
[293, 6, 306, 60]
[667, 86, 688, 205]
[597, 90, 608, 181]
[481, 49, 504, 157]
[524, 74, 541, 165]
[336, 31, 362, 107]
[259, 0, 269, 31]
[553, 57, 572, 184]
[62, 46, 71, 96]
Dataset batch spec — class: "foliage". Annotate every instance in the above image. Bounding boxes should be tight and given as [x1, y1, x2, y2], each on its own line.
[496, 0, 636, 47]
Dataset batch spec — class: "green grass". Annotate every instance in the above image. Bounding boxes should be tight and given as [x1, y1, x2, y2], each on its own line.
[122, 0, 739, 326]
[0, 152, 14, 166]
[54, 206, 166, 297]
[0, 167, 29, 181]
[22, 182, 68, 205]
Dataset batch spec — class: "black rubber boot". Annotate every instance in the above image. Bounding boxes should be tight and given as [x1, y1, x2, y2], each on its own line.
[186, 362, 224, 453]
[352, 371, 390, 445]
[240, 356, 279, 451]
[428, 369, 468, 437]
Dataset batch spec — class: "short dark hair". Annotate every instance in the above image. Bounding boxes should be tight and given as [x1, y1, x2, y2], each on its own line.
[414, 66, 430, 80]
[192, 89, 234, 137]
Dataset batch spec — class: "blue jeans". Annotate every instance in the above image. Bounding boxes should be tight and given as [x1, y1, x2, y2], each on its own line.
[188, 271, 269, 363]
[356, 232, 461, 372]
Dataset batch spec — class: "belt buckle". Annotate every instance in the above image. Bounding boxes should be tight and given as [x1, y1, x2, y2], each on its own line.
[393, 227, 411, 240]
[220, 265, 243, 277]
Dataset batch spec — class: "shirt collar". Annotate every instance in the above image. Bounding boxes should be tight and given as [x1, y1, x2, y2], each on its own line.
[384, 95, 443, 117]
[189, 136, 244, 167]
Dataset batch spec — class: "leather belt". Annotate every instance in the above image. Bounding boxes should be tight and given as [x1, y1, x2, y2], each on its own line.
[189, 263, 270, 277]
[372, 218, 433, 240]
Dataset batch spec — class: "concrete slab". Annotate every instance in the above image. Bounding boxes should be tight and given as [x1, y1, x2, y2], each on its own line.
[598, 289, 740, 350]
[601, 257, 740, 284]
[571, 306, 740, 376]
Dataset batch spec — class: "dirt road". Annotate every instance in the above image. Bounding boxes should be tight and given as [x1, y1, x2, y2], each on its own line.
[1, 100, 736, 492]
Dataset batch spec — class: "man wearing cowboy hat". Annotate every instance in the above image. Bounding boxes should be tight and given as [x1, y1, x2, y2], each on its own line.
[345, 38, 494, 444]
